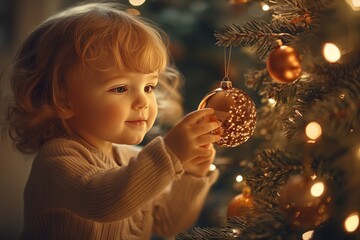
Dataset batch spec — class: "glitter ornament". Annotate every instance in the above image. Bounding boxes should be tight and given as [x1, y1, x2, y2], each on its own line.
[279, 175, 333, 230]
[266, 40, 302, 84]
[227, 191, 253, 218]
[228, 0, 249, 5]
[198, 81, 256, 147]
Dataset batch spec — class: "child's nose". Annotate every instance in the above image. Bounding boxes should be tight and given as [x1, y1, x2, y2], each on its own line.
[133, 91, 149, 110]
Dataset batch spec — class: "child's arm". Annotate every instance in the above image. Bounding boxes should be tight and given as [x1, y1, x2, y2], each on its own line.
[35, 136, 184, 222]
[35, 109, 220, 222]
[151, 162, 219, 237]
[150, 109, 221, 236]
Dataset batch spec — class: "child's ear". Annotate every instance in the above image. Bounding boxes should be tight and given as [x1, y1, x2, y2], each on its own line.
[57, 102, 74, 120]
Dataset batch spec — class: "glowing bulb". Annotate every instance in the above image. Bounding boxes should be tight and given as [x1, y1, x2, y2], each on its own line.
[344, 213, 359, 232]
[302, 230, 314, 240]
[209, 164, 217, 172]
[310, 182, 325, 197]
[323, 43, 341, 63]
[236, 175, 243, 182]
[262, 4, 270, 11]
[305, 122, 322, 140]
[129, 0, 146, 6]
[268, 98, 276, 106]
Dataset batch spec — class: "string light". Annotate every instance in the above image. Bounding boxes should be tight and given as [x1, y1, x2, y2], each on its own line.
[305, 122, 322, 140]
[344, 212, 359, 232]
[262, 3, 270, 11]
[310, 182, 325, 197]
[209, 164, 217, 172]
[302, 230, 314, 240]
[268, 98, 276, 106]
[322, 43, 341, 63]
[129, 0, 146, 6]
[236, 175, 243, 182]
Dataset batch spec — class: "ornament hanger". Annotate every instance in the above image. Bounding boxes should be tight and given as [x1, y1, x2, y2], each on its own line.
[222, 46, 233, 89]
[223, 46, 232, 82]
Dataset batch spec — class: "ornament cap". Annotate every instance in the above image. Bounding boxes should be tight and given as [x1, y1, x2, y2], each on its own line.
[220, 80, 232, 89]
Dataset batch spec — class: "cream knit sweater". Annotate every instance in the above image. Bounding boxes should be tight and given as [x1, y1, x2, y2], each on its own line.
[20, 136, 218, 240]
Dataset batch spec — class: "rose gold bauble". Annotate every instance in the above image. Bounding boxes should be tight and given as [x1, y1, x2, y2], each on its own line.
[198, 81, 256, 147]
[228, 0, 248, 5]
[278, 175, 333, 230]
[227, 192, 253, 218]
[266, 45, 302, 84]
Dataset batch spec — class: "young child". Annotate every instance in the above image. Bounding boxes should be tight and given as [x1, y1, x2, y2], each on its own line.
[5, 2, 222, 240]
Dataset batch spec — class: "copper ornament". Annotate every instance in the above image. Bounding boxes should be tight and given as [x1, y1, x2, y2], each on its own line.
[198, 81, 256, 147]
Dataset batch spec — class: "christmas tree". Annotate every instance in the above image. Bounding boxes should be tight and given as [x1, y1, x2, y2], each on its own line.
[175, 0, 360, 239]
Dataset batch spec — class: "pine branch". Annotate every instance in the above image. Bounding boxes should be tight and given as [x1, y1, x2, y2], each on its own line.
[283, 64, 360, 140]
[177, 197, 296, 240]
[214, 0, 330, 59]
[244, 150, 303, 198]
[214, 19, 307, 59]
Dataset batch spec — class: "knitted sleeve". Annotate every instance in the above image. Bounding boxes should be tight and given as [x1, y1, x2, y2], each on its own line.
[151, 147, 220, 237]
[36, 137, 183, 222]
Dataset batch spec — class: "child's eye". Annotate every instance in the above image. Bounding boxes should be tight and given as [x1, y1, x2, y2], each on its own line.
[111, 85, 128, 93]
[144, 85, 156, 93]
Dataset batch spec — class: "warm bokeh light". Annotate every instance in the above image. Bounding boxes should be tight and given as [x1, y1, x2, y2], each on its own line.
[236, 175, 244, 182]
[209, 164, 217, 172]
[262, 4, 270, 11]
[302, 230, 314, 240]
[344, 213, 359, 232]
[310, 182, 325, 197]
[356, 145, 360, 159]
[346, 0, 360, 10]
[129, 0, 146, 6]
[323, 43, 341, 63]
[305, 122, 322, 140]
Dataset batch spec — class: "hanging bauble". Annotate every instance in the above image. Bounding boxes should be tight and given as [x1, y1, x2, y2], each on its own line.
[228, 0, 249, 5]
[227, 191, 254, 218]
[266, 41, 302, 84]
[278, 175, 333, 230]
[198, 81, 256, 147]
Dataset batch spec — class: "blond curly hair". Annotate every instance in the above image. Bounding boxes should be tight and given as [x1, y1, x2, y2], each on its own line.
[5, 2, 183, 154]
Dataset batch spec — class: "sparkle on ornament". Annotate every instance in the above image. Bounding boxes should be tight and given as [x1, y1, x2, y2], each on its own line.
[323, 43, 341, 63]
[236, 175, 244, 182]
[310, 182, 325, 197]
[302, 230, 314, 240]
[209, 164, 217, 172]
[129, 0, 146, 6]
[305, 122, 322, 140]
[344, 212, 359, 232]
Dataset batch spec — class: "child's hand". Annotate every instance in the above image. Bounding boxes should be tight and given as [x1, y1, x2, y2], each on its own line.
[164, 108, 221, 164]
[182, 143, 216, 177]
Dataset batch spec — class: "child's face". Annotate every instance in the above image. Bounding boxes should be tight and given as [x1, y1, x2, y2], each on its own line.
[65, 57, 159, 149]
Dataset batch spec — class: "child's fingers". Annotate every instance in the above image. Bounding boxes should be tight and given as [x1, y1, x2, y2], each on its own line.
[192, 121, 222, 136]
[192, 147, 213, 158]
[182, 108, 215, 125]
[196, 134, 222, 146]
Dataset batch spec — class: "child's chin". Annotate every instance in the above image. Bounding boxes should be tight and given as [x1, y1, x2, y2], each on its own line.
[118, 136, 145, 145]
